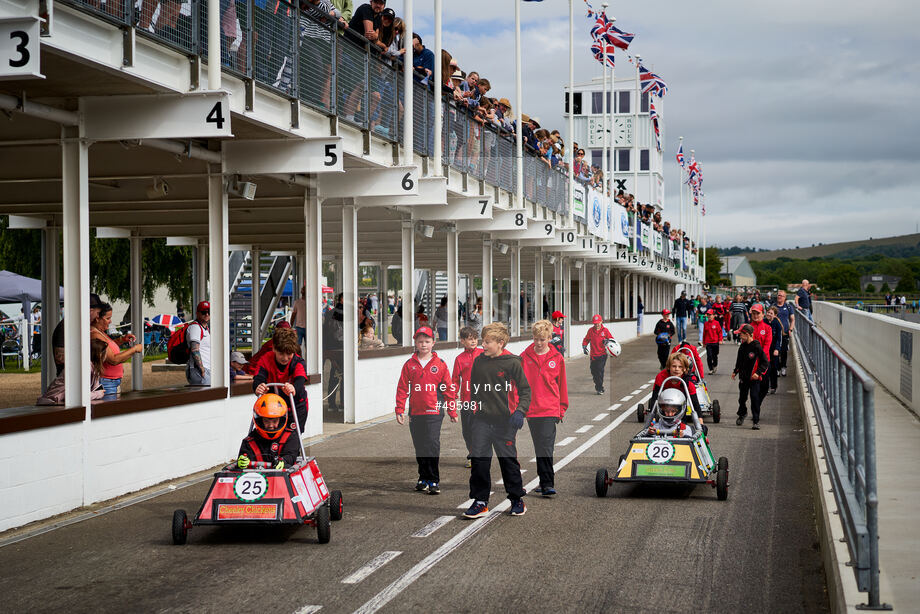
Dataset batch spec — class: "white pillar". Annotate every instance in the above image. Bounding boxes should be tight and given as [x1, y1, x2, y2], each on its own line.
[447, 227, 458, 341]
[482, 239, 493, 326]
[251, 248, 261, 349]
[304, 191, 322, 372]
[603, 267, 611, 319]
[207, 0, 220, 88]
[562, 259, 572, 355]
[61, 125, 90, 409]
[41, 227, 60, 392]
[196, 243, 208, 312]
[554, 256, 563, 315]
[591, 264, 600, 317]
[380, 263, 389, 344]
[207, 164, 228, 389]
[510, 246, 520, 336]
[342, 204, 358, 423]
[130, 235, 143, 390]
[578, 262, 587, 320]
[433, 0, 442, 174]
[403, 0, 414, 165]
[514, 0, 524, 210]
[401, 220, 415, 345]
[567, 0, 574, 228]
[632, 272, 639, 319]
[534, 252, 544, 324]
[633, 54, 640, 203]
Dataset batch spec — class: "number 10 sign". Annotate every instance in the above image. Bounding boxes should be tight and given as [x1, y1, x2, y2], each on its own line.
[0, 17, 44, 81]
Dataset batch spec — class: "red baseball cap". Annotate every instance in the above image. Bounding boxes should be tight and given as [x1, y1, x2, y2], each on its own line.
[551, 310, 566, 320]
[750, 304, 764, 313]
[196, 301, 210, 313]
[662, 308, 671, 315]
[276, 321, 292, 329]
[592, 314, 603, 324]
[413, 326, 434, 339]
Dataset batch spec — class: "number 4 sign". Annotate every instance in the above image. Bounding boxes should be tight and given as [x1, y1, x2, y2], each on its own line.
[0, 17, 44, 81]
[82, 91, 233, 140]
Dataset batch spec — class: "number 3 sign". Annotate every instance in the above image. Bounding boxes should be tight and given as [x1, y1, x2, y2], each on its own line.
[0, 17, 44, 81]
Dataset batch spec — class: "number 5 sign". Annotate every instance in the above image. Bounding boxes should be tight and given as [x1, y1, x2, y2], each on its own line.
[0, 17, 44, 81]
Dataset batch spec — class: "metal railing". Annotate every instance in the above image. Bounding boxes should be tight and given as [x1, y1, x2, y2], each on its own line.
[791, 308, 889, 609]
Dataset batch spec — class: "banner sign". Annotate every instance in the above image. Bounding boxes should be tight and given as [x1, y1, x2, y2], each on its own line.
[573, 183, 586, 219]
[654, 232, 663, 255]
[640, 222, 651, 253]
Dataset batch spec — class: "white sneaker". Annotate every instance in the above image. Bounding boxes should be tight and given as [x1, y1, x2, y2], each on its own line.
[780, 367, 787, 377]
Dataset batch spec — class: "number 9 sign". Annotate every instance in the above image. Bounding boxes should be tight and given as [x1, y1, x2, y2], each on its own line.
[234, 472, 268, 502]
[646, 440, 674, 464]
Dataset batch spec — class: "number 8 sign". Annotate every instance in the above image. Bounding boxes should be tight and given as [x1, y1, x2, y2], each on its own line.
[646, 440, 674, 464]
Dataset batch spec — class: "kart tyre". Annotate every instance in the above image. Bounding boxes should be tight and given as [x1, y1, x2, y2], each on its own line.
[316, 503, 331, 544]
[330, 490, 343, 521]
[636, 403, 645, 423]
[716, 457, 729, 501]
[712, 400, 721, 424]
[595, 468, 609, 498]
[172, 509, 188, 545]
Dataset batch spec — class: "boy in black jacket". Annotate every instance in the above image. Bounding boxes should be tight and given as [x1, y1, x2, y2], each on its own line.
[654, 309, 677, 369]
[463, 322, 532, 519]
[731, 324, 770, 430]
[763, 306, 784, 397]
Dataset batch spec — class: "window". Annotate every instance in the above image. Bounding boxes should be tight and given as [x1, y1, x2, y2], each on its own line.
[641, 91, 649, 113]
[617, 91, 630, 114]
[616, 149, 630, 172]
[591, 91, 612, 114]
[565, 91, 583, 115]
[640, 149, 649, 171]
[592, 149, 603, 168]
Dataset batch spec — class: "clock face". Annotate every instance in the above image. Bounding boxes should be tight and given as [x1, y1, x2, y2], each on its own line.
[614, 117, 633, 146]
[588, 117, 605, 148]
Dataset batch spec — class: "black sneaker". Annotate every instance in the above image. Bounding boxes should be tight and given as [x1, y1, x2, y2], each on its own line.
[463, 500, 489, 519]
[752, 424, 760, 430]
[427, 482, 440, 495]
[415, 480, 429, 492]
[541, 487, 556, 497]
[736, 415, 745, 426]
[509, 499, 527, 516]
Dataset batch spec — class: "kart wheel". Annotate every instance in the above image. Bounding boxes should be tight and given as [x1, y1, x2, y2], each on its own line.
[636, 403, 645, 423]
[329, 490, 343, 521]
[172, 509, 188, 545]
[595, 468, 609, 498]
[316, 503, 331, 544]
[716, 457, 729, 501]
[712, 400, 721, 424]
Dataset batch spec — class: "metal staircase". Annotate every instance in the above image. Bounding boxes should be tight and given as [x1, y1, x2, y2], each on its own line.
[229, 252, 294, 350]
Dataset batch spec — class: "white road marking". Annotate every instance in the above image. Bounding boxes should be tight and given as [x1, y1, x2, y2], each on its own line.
[592, 413, 607, 421]
[528, 457, 536, 463]
[294, 607, 322, 614]
[620, 395, 633, 402]
[411, 516, 455, 538]
[353, 393, 652, 614]
[575, 425, 594, 433]
[610, 403, 622, 410]
[647, 378, 655, 383]
[341, 551, 402, 584]
[555, 436, 576, 447]
[630, 389, 642, 395]
[639, 383, 650, 390]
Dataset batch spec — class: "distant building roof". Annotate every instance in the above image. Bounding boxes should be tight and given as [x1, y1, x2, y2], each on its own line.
[719, 256, 749, 276]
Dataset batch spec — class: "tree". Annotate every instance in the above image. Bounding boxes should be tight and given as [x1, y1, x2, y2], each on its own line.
[880, 282, 891, 294]
[0, 216, 43, 278]
[895, 271, 916, 293]
[704, 247, 722, 287]
[865, 283, 876, 293]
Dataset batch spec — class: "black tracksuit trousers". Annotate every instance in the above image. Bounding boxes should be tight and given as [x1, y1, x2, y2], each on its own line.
[706, 343, 720, 370]
[469, 416, 525, 502]
[409, 414, 444, 483]
[737, 379, 764, 424]
[527, 417, 557, 488]
[590, 355, 607, 392]
[657, 344, 670, 369]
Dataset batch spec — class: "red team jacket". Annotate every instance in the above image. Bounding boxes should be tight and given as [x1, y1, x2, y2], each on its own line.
[520, 344, 569, 419]
[582, 326, 614, 358]
[703, 319, 724, 345]
[751, 321, 773, 360]
[395, 352, 457, 418]
[451, 346, 484, 403]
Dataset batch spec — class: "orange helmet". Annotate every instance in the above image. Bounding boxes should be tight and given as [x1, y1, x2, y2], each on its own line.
[253, 393, 288, 440]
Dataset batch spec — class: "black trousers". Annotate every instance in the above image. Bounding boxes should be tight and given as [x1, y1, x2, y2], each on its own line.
[409, 414, 444, 483]
[766, 353, 780, 392]
[590, 355, 607, 392]
[779, 334, 790, 370]
[705, 343, 720, 370]
[460, 407, 474, 456]
[527, 417, 557, 488]
[657, 344, 670, 369]
[737, 379, 764, 424]
[469, 416, 525, 502]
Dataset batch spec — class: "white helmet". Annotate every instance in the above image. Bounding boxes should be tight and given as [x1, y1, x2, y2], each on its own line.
[656, 388, 686, 429]
[604, 338, 621, 357]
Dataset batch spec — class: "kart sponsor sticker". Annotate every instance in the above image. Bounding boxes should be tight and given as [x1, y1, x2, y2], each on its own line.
[291, 471, 322, 510]
[635, 463, 687, 478]
[216, 503, 279, 520]
[218, 477, 234, 484]
[234, 472, 268, 502]
[645, 440, 675, 464]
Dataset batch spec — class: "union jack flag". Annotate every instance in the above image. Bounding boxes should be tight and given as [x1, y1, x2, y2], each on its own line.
[590, 12, 611, 40]
[603, 24, 635, 50]
[650, 101, 661, 152]
[639, 65, 668, 98]
[591, 39, 616, 68]
[676, 143, 685, 168]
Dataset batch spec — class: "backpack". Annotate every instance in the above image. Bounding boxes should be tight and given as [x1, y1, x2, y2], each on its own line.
[656, 332, 671, 345]
[166, 322, 193, 364]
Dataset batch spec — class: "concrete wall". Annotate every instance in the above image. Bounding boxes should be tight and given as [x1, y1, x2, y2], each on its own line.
[0, 382, 324, 533]
[814, 302, 919, 412]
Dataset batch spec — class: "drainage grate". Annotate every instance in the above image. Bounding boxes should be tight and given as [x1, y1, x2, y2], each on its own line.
[900, 330, 913, 400]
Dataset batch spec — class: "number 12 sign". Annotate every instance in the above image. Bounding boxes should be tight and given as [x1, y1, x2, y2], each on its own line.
[0, 17, 44, 81]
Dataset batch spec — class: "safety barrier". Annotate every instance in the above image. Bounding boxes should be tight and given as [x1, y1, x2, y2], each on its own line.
[792, 308, 887, 609]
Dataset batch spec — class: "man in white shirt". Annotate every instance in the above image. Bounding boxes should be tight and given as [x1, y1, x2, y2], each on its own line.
[186, 301, 211, 386]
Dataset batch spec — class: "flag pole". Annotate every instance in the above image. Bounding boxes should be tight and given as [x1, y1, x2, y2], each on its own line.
[602, 4, 609, 214]
[690, 148, 696, 276]
[678, 135, 684, 259]
[515, 0, 524, 212]
[567, 0, 574, 229]
[633, 53, 640, 206]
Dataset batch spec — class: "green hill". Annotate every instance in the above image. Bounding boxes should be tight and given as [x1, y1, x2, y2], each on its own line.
[741, 233, 920, 262]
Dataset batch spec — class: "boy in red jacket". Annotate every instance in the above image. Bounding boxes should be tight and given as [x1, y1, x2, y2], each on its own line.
[703, 314, 724, 374]
[451, 326, 484, 468]
[522, 320, 569, 497]
[395, 326, 458, 494]
[582, 314, 614, 395]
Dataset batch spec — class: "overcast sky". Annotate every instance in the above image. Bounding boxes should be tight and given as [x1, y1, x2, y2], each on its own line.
[382, 0, 920, 249]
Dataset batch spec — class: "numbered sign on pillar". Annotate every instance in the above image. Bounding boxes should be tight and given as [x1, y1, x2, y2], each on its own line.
[82, 91, 233, 141]
[558, 230, 576, 246]
[0, 17, 44, 80]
